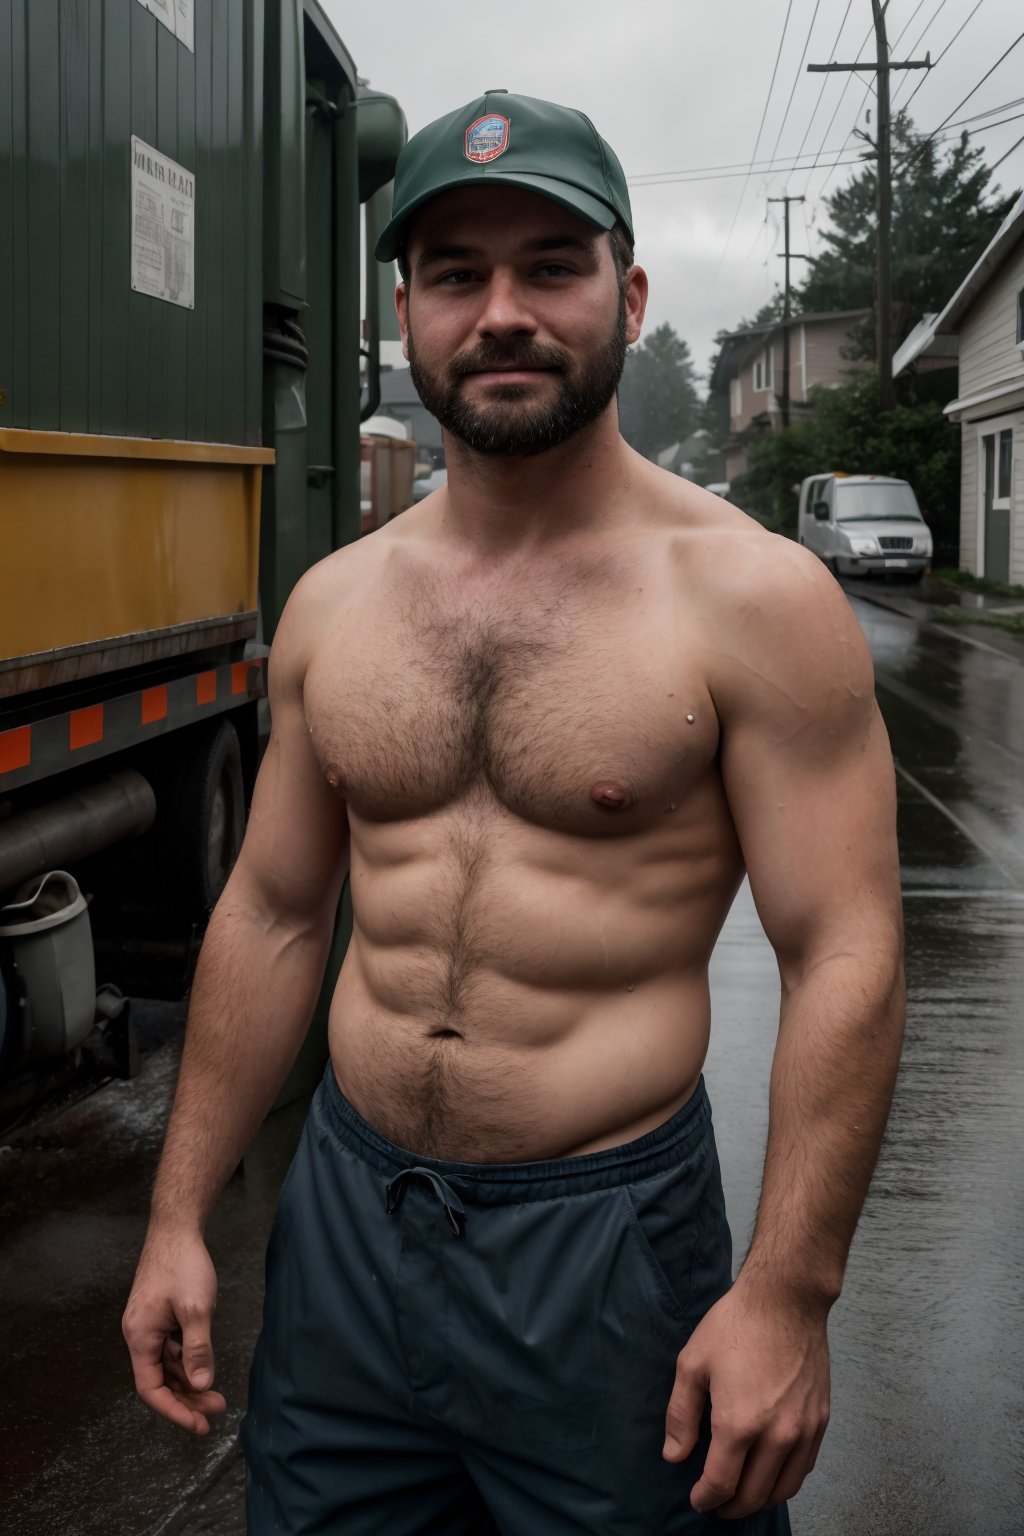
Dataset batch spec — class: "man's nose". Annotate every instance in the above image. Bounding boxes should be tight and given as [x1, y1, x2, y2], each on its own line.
[475, 271, 537, 340]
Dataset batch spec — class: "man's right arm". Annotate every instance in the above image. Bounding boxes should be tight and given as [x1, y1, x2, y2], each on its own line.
[122, 565, 350, 1433]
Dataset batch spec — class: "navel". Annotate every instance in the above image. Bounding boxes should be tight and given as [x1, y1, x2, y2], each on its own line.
[590, 781, 635, 812]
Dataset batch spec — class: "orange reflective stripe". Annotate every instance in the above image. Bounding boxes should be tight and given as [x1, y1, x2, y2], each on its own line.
[141, 685, 169, 724]
[69, 704, 104, 750]
[196, 671, 217, 706]
[0, 725, 32, 773]
[230, 661, 249, 696]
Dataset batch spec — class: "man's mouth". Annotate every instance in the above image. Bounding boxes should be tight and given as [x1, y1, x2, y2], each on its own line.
[461, 365, 557, 381]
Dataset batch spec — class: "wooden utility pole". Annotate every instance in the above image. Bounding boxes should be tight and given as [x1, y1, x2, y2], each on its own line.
[808, 3, 930, 410]
[768, 194, 810, 427]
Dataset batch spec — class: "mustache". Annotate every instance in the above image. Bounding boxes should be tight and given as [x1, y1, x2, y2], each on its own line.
[450, 340, 569, 377]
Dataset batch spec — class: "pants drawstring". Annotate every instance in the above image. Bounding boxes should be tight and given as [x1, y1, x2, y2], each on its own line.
[385, 1166, 467, 1237]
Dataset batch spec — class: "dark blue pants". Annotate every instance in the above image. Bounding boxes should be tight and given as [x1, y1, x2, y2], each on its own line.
[241, 1065, 792, 1535]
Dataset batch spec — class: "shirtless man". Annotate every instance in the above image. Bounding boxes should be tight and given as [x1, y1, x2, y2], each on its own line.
[123, 92, 905, 1534]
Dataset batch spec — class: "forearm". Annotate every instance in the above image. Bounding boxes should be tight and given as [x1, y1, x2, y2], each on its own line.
[739, 945, 905, 1313]
[149, 883, 335, 1235]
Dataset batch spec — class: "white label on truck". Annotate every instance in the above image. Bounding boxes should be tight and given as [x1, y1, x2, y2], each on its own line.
[131, 137, 196, 310]
[135, 0, 194, 54]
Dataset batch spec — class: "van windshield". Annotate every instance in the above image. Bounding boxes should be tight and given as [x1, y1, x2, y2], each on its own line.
[835, 482, 923, 522]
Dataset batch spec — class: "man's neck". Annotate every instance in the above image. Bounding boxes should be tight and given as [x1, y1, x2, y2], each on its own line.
[437, 410, 640, 562]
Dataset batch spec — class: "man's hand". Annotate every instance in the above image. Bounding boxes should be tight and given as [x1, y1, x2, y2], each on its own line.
[122, 1228, 228, 1435]
[662, 1276, 830, 1519]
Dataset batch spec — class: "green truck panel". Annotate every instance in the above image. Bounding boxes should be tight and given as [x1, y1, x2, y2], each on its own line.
[1, 0, 263, 446]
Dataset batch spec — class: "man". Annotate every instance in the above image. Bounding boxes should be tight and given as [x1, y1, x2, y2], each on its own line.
[123, 92, 905, 1533]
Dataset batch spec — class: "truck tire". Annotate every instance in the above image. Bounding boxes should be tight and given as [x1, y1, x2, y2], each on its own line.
[167, 717, 246, 919]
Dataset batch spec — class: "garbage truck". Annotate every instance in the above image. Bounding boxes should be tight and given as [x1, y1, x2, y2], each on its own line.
[0, 0, 406, 1103]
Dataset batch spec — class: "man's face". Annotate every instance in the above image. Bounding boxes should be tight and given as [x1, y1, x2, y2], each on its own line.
[397, 186, 646, 458]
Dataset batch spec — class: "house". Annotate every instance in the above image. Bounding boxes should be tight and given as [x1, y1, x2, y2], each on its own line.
[377, 368, 444, 467]
[709, 309, 871, 481]
[656, 430, 710, 477]
[893, 192, 1024, 585]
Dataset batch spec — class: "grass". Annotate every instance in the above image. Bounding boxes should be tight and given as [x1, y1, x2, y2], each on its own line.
[933, 608, 1024, 635]
[931, 567, 1024, 600]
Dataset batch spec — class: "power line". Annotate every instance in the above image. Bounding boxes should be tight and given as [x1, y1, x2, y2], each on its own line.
[686, 0, 797, 320]
[626, 101, 1024, 190]
[912, 27, 1024, 157]
[897, 0, 982, 114]
[990, 128, 1024, 171]
[763, 0, 826, 184]
[891, 0, 952, 109]
[783, 0, 857, 191]
[810, 0, 939, 200]
[630, 156, 867, 188]
[799, 19, 875, 194]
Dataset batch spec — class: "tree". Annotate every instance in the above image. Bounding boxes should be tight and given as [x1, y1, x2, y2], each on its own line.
[618, 323, 700, 461]
[732, 369, 960, 559]
[797, 116, 1019, 356]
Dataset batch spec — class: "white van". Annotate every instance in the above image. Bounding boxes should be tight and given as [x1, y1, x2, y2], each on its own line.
[797, 473, 933, 581]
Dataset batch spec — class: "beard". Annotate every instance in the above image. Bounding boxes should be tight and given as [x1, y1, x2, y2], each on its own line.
[407, 292, 627, 459]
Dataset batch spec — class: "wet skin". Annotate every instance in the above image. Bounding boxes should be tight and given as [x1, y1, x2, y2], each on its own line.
[125, 187, 903, 1522]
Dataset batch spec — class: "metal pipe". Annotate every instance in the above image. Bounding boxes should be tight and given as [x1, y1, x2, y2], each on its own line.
[0, 771, 157, 894]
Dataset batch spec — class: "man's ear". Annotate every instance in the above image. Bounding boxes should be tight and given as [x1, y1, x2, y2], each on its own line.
[624, 266, 649, 348]
[396, 282, 409, 361]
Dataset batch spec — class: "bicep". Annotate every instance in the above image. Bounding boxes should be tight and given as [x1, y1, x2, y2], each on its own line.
[714, 565, 902, 986]
[228, 602, 349, 931]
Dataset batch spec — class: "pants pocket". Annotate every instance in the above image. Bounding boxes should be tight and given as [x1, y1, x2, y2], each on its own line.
[621, 1141, 730, 1341]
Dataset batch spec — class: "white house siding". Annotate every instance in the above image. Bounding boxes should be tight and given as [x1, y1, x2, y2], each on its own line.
[958, 427, 979, 574]
[958, 247, 1024, 399]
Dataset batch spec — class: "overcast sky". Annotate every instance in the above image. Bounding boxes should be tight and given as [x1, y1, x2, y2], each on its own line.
[326, 0, 1024, 386]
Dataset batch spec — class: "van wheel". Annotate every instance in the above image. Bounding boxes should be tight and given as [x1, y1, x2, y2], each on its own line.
[164, 718, 246, 920]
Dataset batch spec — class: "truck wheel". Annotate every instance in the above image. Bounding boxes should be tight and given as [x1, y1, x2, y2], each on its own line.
[167, 718, 246, 918]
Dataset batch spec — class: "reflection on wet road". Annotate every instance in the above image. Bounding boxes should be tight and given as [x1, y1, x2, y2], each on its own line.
[707, 593, 1024, 1536]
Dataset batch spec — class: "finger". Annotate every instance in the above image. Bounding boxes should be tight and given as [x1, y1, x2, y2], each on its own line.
[181, 1313, 216, 1393]
[764, 1437, 819, 1510]
[162, 1358, 229, 1411]
[663, 1354, 708, 1461]
[689, 1423, 751, 1512]
[717, 1436, 795, 1520]
[137, 1381, 216, 1435]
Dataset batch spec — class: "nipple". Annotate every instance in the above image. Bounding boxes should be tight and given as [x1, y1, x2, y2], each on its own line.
[326, 768, 343, 791]
[590, 781, 635, 811]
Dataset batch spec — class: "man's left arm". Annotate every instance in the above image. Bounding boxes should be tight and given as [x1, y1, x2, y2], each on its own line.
[663, 543, 906, 1518]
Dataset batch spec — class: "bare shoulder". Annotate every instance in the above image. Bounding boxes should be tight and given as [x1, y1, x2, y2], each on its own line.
[267, 536, 376, 696]
[664, 484, 875, 723]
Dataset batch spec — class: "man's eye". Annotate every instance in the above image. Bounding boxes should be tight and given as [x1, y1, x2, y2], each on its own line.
[439, 269, 478, 285]
[537, 263, 573, 278]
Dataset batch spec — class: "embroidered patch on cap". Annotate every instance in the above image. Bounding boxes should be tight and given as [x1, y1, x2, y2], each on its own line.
[465, 114, 510, 163]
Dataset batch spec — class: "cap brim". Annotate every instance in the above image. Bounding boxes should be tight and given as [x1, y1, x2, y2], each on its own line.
[374, 172, 617, 263]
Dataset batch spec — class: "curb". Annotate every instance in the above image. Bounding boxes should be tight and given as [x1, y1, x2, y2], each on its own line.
[840, 581, 1024, 665]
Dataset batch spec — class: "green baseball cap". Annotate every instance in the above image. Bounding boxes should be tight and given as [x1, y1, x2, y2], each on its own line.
[375, 90, 633, 264]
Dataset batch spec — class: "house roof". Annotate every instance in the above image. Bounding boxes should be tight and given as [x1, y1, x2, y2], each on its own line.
[709, 309, 870, 391]
[892, 191, 1024, 376]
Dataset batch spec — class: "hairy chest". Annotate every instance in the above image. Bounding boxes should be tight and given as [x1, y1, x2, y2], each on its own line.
[304, 564, 719, 836]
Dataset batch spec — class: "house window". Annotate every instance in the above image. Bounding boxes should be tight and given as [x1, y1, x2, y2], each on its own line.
[998, 427, 1013, 501]
[753, 346, 774, 392]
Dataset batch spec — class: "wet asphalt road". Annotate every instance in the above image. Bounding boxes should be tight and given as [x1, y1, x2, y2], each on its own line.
[1, 585, 1022, 1536]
